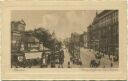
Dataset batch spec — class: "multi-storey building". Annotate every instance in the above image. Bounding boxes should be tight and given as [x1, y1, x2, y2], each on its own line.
[87, 10, 118, 56]
[80, 32, 88, 48]
[23, 32, 40, 51]
[87, 25, 93, 49]
[11, 20, 26, 51]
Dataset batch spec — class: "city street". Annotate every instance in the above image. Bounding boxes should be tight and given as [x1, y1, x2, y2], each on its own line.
[62, 48, 118, 68]
[62, 48, 95, 68]
[63, 48, 70, 68]
[12, 47, 119, 68]
[11, 10, 119, 69]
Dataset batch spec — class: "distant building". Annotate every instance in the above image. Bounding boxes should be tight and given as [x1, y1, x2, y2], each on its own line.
[80, 32, 88, 48]
[11, 20, 26, 52]
[87, 10, 118, 56]
[87, 25, 93, 49]
[70, 32, 80, 58]
[11, 19, 26, 32]
[71, 32, 80, 44]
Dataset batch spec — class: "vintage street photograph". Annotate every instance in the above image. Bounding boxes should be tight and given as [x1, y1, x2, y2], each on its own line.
[11, 10, 119, 68]
[3, 80, 127, 81]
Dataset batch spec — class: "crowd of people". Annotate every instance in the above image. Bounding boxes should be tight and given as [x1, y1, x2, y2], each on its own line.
[11, 43, 65, 68]
[89, 49, 119, 68]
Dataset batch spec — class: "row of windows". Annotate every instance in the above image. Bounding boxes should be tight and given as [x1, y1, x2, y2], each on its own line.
[11, 24, 25, 32]
[91, 26, 118, 38]
[95, 11, 118, 28]
[99, 11, 118, 23]
[98, 18, 118, 27]
[89, 11, 118, 34]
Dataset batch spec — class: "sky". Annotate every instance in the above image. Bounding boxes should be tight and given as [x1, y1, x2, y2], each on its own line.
[11, 10, 100, 40]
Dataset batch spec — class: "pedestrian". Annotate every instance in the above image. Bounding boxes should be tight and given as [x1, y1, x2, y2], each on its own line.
[51, 62, 55, 68]
[103, 65, 105, 68]
[68, 61, 70, 68]
[102, 53, 104, 57]
[108, 54, 110, 59]
[58, 64, 60, 68]
[12, 54, 18, 68]
[111, 62, 113, 67]
[28, 59, 32, 68]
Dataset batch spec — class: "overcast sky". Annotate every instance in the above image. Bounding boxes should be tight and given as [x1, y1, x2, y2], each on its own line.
[11, 10, 101, 40]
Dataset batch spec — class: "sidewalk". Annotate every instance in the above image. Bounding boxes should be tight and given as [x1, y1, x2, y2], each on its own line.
[90, 49, 119, 68]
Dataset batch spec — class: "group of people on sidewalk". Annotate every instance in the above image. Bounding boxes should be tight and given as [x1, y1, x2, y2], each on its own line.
[89, 49, 118, 68]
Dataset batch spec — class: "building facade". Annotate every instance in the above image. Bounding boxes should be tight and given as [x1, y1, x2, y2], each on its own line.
[87, 10, 118, 56]
[87, 25, 93, 49]
[80, 32, 88, 48]
[22, 32, 40, 51]
[11, 20, 26, 52]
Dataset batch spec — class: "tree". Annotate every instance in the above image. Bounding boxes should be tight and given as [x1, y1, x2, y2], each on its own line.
[33, 28, 62, 51]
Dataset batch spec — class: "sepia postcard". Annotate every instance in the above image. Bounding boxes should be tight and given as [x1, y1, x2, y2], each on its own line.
[2, 80, 127, 81]
[1, 0, 127, 80]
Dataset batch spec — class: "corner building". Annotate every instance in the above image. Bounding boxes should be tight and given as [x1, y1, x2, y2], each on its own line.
[87, 10, 119, 56]
[11, 20, 26, 51]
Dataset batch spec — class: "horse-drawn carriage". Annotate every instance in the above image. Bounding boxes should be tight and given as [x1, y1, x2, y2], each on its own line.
[69, 45, 82, 65]
[11, 51, 28, 68]
[70, 57, 82, 65]
[50, 49, 64, 68]
[40, 50, 51, 68]
[90, 59, 100, 68]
